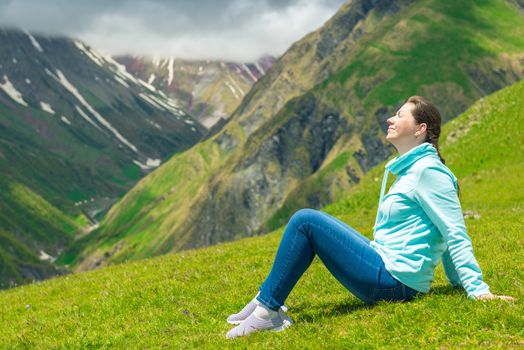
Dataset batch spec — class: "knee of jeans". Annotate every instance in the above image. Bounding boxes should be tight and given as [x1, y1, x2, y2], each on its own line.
[290, 208, 318, 226]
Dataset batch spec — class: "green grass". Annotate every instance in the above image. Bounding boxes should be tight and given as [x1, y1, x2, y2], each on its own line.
[1, 72, 523, 349]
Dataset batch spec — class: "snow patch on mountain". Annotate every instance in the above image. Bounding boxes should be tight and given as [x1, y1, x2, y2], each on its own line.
[39, 250, 56, 262]
[74, 105, 101, 130]
[138, 79, 157, 93]
[225, 81, 240, 100]
[152, 57, 161, 67]
[26, 32, 44, 53]
[254, 63, 265, 76]
[168, 58, 174, 86]
[103, 55, 141, 85]
[53, 69, 138, 153]
[148, 73, 156, 85]
[74, 40, 104, 67]
[1, 75, 28, 106]
[133, 158, 161, 170]
[147, 119, 161, 129]
[114, 75, 129, 87]
[40, 101, 55, 114]
[242, 64, 258, 82]
[139, 92, 164, 110]
[229, 77, 245, 96]
[61, 116, 71, 125]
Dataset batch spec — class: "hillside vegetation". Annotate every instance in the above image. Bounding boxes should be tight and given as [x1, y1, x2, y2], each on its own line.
[67, 0, 524, 270]
[0, 177, 83, 288]
[1, 77, 522, 348]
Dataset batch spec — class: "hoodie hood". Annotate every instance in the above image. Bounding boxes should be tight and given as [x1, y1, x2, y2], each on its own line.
[386, 142, 439, 175]
[374, 142, 439, 229]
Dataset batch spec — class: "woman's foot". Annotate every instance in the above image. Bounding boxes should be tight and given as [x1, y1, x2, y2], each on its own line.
[226, 298, 259, 325]
[226, 305, 293, 339]
[226, 293, 289, 325]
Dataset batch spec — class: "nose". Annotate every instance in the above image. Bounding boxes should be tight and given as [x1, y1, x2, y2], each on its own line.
[387, 116, 394, 125]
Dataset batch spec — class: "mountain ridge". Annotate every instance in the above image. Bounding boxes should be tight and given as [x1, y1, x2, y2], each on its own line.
[63, 0, 524, 270]
[0, 28, 206, 286]
[115, 55, 276, 128]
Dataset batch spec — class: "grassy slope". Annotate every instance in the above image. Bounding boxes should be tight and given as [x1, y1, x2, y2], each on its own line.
[1, 76, 523, 349]
[0, 177, 82, 288]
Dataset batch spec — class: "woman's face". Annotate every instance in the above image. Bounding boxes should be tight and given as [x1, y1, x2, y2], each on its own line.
[386, 102, 426, 152]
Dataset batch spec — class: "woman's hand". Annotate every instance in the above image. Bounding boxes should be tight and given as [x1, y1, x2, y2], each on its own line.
[475, 292, 515, 301]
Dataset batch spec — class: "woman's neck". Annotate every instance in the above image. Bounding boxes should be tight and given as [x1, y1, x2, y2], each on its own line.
[395, 140, 426, 156]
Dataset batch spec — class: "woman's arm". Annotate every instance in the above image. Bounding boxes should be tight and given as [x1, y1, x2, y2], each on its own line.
[414, 166, 491, 299]
[442, 248, 461, 287]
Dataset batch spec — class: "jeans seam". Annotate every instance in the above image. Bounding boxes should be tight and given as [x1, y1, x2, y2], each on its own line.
[268, 223, 301, 303]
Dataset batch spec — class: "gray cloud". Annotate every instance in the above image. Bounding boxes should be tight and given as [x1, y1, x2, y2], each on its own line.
[0, 0, 346, 61]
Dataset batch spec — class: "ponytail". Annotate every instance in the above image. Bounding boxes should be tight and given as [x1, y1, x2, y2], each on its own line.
[406, 95, 460, 197]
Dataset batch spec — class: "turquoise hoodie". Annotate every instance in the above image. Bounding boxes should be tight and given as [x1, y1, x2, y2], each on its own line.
[370, 142, 490, 298]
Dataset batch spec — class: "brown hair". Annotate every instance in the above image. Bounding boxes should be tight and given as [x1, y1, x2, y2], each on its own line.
[405, 95, 445, 164]
[406, 96, 461, 196]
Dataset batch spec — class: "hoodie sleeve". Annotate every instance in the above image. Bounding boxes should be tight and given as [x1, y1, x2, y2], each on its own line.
[442, 248, 461, 287]
[414, 166, 490, 299]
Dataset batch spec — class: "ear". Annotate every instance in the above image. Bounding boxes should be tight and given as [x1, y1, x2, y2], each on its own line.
[417, 123, 427, 134]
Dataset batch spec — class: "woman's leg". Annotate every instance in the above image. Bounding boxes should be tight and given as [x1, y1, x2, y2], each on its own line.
[257, 208, 416, 310]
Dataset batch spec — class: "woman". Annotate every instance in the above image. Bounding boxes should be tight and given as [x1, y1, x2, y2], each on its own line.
[225, 96, 514, 339]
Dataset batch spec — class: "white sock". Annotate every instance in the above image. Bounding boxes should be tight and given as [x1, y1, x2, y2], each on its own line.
[253, 304, 278, 320]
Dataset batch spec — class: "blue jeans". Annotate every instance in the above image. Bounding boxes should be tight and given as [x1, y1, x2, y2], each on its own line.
[257, 209, 419, 310]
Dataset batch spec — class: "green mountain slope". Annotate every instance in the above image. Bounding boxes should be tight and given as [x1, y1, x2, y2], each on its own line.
[67, 0, 524, 270]
[0, 177, 82, 288]
[0, 74, 522, 349]
[0, 28, 208, 286]
[0, 29, 206, 216]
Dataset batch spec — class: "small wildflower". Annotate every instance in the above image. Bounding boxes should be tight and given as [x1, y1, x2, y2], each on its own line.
[25, 304, 31, 309]
[183, 309, 189, 315]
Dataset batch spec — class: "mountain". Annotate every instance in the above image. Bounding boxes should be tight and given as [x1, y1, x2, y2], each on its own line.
[0, 29, 207, 214]
[66, 0, 524, 270]
[114, 55, 276, 128]
[0, 28, 207, 286]
[1, 77, 523, 348]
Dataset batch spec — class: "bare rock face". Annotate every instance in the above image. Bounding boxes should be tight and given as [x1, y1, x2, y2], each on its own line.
[182, 94, 350, 248]
[465, 54, 524, 96]
[354, 134, 394, 173]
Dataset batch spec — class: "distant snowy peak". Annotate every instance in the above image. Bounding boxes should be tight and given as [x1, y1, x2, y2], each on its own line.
[114, 54, 276, 128]
[0, 28, 205, 174]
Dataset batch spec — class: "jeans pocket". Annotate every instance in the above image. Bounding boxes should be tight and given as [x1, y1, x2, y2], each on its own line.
[371, 284, 407, 303]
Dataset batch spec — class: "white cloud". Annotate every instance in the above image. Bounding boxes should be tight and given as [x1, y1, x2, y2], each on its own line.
[0, 0, 345, 61]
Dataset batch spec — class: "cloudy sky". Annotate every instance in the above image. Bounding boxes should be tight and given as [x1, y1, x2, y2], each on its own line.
[0, 0, 346, 62]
